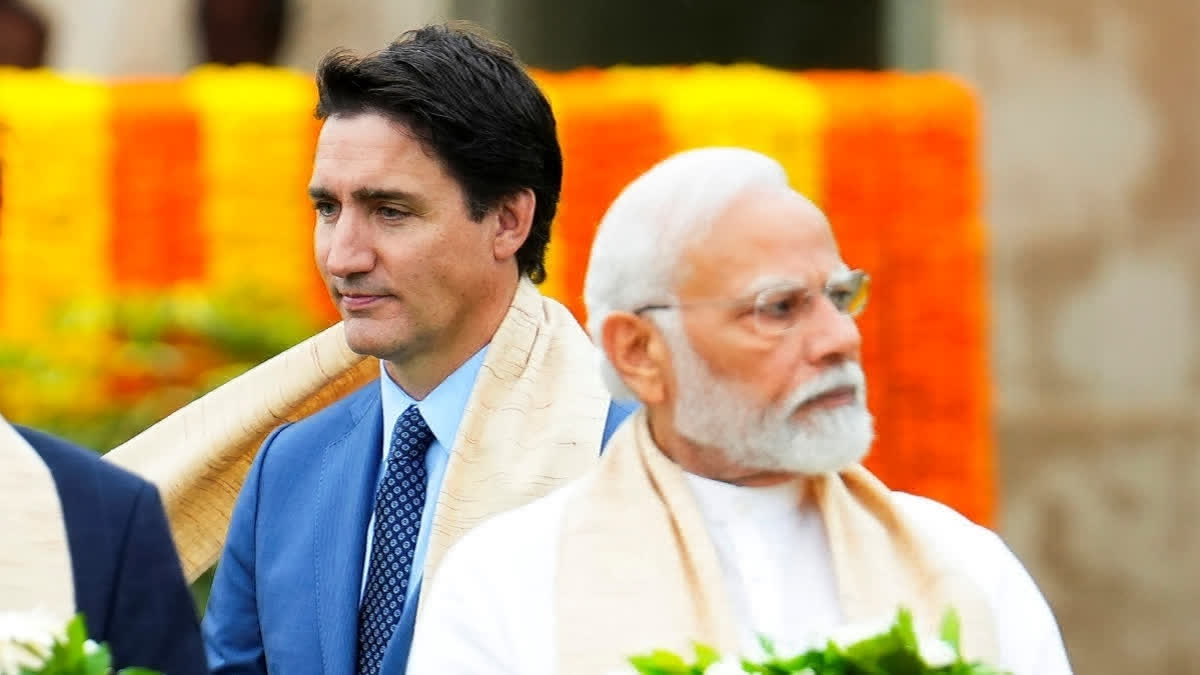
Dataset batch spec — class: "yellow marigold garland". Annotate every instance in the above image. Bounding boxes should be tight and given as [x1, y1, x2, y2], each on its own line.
[0, 69, 112, 417]
[185, 65, 324, 317]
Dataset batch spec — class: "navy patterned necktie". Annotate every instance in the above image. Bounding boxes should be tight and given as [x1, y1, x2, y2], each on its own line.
[357, 405, 433, 675]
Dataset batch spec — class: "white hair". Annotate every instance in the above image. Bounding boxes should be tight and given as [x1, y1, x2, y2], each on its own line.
[583, 147, 790, 400]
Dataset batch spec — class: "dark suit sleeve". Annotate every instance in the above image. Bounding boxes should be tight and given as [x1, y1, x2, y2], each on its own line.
[201, 430, 276, 674]
[107, 482, 209, 675]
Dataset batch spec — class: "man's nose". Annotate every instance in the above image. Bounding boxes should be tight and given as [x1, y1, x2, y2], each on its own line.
[322, 214, 375, 278]
[802, 295, 862, 366]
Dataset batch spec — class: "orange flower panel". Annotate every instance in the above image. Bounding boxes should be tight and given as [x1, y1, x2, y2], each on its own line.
[551, 91, 672, 322]
[110, 80, 203, 288]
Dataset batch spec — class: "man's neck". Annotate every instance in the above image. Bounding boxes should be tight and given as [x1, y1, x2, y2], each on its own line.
[383, 275, 519, 400]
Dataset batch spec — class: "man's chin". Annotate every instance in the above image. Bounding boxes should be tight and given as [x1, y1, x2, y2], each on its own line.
[799, 448, 869, 475]
[773, 414, 875, 475]
[341, 321, 398, 360]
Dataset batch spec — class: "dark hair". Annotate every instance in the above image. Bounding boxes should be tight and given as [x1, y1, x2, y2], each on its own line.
[314, 22, 562, 284]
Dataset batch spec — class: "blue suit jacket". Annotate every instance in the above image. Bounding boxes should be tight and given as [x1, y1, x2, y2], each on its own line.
[203, 381, 633, 674]
[15, 426, 208, 675]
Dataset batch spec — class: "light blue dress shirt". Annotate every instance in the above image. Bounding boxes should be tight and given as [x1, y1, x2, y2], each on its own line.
[360, 348, 638, 606]
[360, 347, 489, 604]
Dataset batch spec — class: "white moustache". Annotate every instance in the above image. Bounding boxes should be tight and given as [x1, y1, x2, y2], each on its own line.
[786, 362, 867, 413]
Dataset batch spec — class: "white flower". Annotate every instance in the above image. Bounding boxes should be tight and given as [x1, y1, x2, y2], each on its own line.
[0, 609, 63, 674]
[916, 634, 957, 667]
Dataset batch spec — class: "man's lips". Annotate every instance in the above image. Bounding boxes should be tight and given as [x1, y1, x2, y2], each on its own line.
[338, 293, 388, 311]
[797, 385, 859, 412]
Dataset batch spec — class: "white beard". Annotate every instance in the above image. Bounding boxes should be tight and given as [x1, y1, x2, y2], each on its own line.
[661, 321, 875, 475]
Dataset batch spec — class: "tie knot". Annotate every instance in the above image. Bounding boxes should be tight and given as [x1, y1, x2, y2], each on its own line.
[390, 405, 433, 462]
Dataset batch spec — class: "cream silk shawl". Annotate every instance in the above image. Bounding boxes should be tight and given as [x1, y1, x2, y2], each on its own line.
[556, 410, 999, 673]
[0, 414, 75, 622]
[105, 279, 612, 591]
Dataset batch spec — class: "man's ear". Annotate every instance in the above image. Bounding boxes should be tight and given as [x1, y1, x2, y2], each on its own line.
[601, 312, 670, 406]
[492, 188, 535, 263]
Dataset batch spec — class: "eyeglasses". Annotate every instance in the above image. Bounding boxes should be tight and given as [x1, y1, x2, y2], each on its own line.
[633, 269, 870, 336]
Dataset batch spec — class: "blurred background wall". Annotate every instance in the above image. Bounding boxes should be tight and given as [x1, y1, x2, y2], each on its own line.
[20, 0, 452, 74]
[941, 2, 1199, 673]
[5, 0, 1198, 671]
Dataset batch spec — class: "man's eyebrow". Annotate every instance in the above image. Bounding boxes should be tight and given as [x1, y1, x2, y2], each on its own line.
[307, 186, 335, 201]
[827, 263, 853, 282]
[740, 275, 800, 296]
[306, 187, 423, 204]
[350, 188, 420, 203]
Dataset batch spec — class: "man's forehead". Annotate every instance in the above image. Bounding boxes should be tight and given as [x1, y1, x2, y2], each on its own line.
[679, 240, 844, 301]
[683, 189, 839, 277]
[313, 114, 426, 166]
[310, 115, 440, 194]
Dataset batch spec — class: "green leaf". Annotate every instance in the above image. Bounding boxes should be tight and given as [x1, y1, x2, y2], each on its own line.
[626, 606, 1016, 675]
[82, 646, 114, 675]
[692, 643, 722, 670]
[892, 608, 919, 653]
[756, 634, 779, 659]
[939, 609, 963, 659]
[630, 648, 693, 674]
[65, 614, 88, 650]
[737, 657, 767, 673]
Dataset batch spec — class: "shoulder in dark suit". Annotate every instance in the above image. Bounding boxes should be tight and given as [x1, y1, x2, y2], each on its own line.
[15, 425, 209, 675]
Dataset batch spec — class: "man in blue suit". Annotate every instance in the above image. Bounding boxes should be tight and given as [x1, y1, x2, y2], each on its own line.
[202, 24, 634, 674]
[13, 425, 208, 674]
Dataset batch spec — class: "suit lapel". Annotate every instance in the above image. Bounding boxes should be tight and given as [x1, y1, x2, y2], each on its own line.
[313, 386, 383, 675]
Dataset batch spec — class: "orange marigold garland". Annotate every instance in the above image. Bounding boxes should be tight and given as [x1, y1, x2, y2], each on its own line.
[535, 69, 673, 320]
[805, 71, 897, 508]
[110, 79, 204, 288]
[878, 74, 992, 526]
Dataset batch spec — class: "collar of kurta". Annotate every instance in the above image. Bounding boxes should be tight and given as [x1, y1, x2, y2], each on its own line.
[0, 415, 75, 622]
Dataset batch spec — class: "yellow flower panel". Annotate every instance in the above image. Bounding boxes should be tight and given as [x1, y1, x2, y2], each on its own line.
[0, 72, 112, 343]
[186, 66, 320, 308]
[649, 65, 827, 205]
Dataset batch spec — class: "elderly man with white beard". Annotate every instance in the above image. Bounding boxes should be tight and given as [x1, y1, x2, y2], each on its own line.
[405, 147, 1073, 675]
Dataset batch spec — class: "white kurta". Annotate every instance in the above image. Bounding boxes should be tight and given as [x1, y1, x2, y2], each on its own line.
[682, 473, 845, 655]
[405, 477, 1073, 675]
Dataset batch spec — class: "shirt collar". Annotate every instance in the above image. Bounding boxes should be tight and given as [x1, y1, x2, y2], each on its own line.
[684, 471, 806, 524]
[379, 345, 489, 449]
